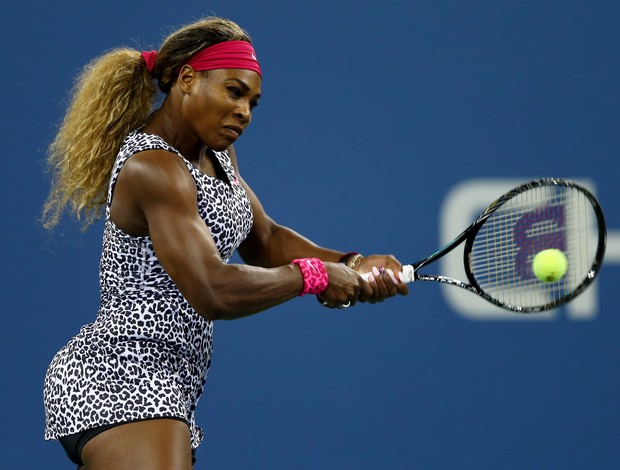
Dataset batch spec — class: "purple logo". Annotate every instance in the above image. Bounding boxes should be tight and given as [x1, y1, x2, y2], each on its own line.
[514, 205, 566, 280]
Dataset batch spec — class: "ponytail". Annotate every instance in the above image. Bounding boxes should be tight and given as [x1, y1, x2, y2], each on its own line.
[42, 48, 156, 230]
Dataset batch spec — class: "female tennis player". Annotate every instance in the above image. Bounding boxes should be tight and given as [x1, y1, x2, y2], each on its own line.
[42, 17, 408, 469]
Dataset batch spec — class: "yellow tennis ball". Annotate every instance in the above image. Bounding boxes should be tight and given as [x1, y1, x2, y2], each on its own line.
[532, 249, 568, 282]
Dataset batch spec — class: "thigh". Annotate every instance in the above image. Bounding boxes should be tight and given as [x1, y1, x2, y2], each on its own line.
[81, 418, 193, 470]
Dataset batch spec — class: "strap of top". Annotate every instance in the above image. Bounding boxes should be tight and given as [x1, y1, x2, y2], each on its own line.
[105, 131, 200, 217]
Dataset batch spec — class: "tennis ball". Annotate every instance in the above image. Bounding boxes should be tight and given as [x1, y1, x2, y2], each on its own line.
[532, 249, 568, 283]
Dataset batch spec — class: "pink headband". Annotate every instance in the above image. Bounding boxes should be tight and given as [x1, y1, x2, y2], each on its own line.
[141, 40, 262, 78]
[186, 40, 261, 78]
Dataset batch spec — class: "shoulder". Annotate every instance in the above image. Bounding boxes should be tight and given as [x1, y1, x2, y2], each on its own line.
[125, 148, 189, 173]
[120, 149, 197, 202]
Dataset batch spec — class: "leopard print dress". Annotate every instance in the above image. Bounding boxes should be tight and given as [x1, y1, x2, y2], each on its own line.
[44, 131, 254, 450]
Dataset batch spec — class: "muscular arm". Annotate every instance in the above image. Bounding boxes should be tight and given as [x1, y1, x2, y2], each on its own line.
[111, 150, 309, 321]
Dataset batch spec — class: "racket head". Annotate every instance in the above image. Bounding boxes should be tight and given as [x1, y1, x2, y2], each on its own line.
[463, 178, 606, 312]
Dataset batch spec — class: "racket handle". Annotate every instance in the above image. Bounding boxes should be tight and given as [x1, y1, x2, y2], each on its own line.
[400, 265, 415, 283]
[360, 265, 415, 283]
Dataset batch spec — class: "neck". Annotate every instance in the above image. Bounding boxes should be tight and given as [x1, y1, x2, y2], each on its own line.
[143, 89, 203, 161]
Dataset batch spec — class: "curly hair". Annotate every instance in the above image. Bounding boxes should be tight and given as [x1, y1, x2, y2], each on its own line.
[42, 17, 253, 230]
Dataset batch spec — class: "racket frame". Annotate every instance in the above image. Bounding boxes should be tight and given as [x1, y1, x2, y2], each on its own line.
[405, 178, 606, 313]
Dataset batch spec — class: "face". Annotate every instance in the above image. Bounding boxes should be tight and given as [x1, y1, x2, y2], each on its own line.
[179, 68, 262, 152]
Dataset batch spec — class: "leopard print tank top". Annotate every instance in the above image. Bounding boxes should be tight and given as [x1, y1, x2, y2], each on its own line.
[44, 131, 253, 449]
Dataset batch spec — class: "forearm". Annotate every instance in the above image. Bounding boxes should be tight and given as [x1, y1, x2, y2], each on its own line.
[239, 222, 346, 268]
[187, 262, 304, 321]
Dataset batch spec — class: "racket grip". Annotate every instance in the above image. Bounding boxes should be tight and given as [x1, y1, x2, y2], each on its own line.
[360, 265, 415, 283]
[400, 265, 415, 283]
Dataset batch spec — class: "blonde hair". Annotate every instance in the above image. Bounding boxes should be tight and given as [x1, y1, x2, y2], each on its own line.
[42, 17, 252, 230]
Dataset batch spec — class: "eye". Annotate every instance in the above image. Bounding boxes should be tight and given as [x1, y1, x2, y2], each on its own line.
[250, 100, 259, 110]
[227, 87, 242, 97]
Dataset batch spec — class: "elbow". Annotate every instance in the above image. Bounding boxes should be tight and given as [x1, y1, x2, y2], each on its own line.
[200, 306, 233, 322]
[200, 308, 222, 322]
[189, 288, 242, 321]
[179, 264, 256, 321]
[190, 296, 230, 322]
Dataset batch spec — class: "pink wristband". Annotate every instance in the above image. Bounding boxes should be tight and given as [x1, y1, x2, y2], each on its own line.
[291, 258, 329, 296]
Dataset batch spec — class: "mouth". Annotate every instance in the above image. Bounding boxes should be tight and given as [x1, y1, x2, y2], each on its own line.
[223, 125, 244, 138]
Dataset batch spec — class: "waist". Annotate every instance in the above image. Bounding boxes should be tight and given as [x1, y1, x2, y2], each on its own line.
[92, 292, 211, 355]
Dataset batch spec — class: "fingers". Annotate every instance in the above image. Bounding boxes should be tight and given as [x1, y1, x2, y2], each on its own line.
[361, 266, 407, 303]
[319, 262, 361, 309]
[316, 295, 355, 309]
[319, 259, 408, 310]
[317, 287, 358, 309]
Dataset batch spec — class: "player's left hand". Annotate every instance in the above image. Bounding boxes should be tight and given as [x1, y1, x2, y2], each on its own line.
[355, 254, 409, 303]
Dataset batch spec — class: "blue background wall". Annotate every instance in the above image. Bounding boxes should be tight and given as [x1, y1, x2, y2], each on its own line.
[2, 1, 619, 468]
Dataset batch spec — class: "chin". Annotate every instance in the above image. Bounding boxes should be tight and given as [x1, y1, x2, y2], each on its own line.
[209, 139, 236, 152]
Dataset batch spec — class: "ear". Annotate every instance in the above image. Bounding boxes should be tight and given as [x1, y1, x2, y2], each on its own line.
[177, 65, 196, 94]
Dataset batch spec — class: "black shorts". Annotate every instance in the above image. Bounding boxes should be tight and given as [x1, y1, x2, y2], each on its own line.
[59, 419, 196, 467]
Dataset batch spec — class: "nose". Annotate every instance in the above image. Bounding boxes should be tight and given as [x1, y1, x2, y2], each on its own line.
[234, 100, 252, 123]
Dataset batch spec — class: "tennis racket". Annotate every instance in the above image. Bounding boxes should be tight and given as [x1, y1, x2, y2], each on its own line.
[375, 178, 606, 313]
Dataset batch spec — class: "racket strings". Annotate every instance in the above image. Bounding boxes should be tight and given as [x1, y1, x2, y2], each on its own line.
[469, 185, 599, 309]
